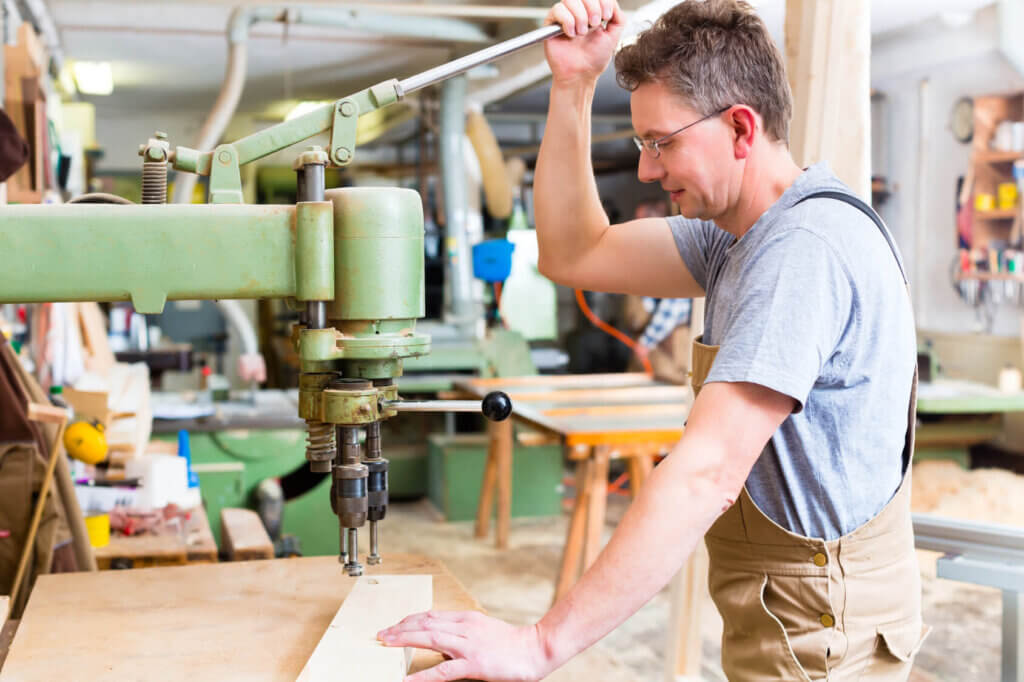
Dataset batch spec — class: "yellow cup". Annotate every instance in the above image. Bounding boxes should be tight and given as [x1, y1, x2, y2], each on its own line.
[84, 513, 110, 548]
[999, 182, 1019, 210]
[976, 193, 997, 212]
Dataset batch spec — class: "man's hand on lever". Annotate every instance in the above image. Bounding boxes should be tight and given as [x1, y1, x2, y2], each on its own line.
[544, 0, 624, 86]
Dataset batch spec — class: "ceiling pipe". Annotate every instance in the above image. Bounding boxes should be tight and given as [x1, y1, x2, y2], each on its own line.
[172, 4, 495, 204]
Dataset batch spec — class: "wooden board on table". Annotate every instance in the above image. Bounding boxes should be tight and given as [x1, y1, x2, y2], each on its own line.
[221, 507, 274, 561]
[1, 554, 477, 681]
[76, 302, 115, 375]
[0, 596, 7, 627]
[297, 575, 432, 681]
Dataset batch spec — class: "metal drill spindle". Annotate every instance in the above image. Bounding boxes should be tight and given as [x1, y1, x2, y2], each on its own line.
[365, 420, 384, 566]
[337, 426, 367, 576]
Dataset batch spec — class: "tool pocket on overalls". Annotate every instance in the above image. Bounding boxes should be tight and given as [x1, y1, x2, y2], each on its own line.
[861, 621, 930, 680]
[759, 573, 832, 680]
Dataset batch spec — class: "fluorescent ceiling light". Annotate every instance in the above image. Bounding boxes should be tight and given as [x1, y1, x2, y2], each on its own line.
[286, 101, 332, 121]
[72, 61, 113, 96]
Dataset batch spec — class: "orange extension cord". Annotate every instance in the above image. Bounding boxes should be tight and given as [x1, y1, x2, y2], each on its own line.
[573, 289, 653, 375]
[493, 281, 509, 329]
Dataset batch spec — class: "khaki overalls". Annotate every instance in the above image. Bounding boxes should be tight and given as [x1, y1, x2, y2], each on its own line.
[690, 193, 929, 681]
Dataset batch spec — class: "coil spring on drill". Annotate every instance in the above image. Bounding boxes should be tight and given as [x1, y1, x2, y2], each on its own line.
[141, 161, 168, 204]
[305, 421, 336, 461]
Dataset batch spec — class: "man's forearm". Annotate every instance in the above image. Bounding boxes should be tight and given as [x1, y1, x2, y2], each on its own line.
[535, 81, 610, 279]
[536, 433, 737, 670]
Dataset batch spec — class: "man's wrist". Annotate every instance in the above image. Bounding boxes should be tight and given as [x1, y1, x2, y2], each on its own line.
[532, 617, 570, 675]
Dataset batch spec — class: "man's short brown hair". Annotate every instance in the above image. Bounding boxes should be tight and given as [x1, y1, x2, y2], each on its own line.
[615, 0, 792, 144]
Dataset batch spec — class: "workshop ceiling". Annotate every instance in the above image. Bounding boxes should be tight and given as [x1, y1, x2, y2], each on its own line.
[53, 0, 996, 114]
[50, 0, 995, 158]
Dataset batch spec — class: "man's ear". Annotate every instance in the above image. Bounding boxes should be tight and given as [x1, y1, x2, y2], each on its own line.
[729, 106, 758, 160]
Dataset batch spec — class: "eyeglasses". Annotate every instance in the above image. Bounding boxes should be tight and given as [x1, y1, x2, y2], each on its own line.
[632, 107, 730, 158]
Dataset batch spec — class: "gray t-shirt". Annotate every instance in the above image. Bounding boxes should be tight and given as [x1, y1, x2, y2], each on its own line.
[669, 162, 915, 540]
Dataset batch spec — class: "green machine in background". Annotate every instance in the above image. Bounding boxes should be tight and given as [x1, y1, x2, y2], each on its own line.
[0, 24, 567, 575]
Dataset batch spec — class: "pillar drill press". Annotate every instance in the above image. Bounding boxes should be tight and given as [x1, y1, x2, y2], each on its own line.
[0, 24, 562, 575]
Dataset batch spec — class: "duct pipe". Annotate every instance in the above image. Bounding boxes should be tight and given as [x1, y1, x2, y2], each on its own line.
[439, 75, 477, 333]
[173, 5, 491, 204]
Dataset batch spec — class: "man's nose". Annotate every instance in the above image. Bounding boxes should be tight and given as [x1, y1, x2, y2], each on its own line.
[636, 151, 663, 184]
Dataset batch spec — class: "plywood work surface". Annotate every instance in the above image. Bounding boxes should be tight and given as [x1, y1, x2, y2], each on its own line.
[0, 554, 476, 681]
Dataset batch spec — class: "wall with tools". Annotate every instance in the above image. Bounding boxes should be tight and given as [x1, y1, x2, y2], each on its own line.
[873, 4, 1024, 336]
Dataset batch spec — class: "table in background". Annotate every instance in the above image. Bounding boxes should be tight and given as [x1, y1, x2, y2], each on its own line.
[92, 504, 218, 569]
[455, 373, 691, 599]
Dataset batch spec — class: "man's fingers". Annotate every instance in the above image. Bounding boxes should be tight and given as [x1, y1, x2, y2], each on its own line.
[383, 629, 467, 657]
[610, 1, 625, 27]
[549, 3, 577, 36]
[561, 0, 590, 35]
[379, 611, 471, 640]
[598, 0, 615, 23]
[404, 658, 474, 682]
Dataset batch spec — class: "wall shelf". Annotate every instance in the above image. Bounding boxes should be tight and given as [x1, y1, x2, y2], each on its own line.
[975, 150, 1024, 164]
[975, 209, 1019, 220]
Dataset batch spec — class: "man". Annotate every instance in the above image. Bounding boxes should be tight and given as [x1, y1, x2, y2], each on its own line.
[380, 1, 926, 680]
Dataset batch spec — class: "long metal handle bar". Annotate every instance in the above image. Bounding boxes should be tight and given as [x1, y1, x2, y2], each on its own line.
[173, 24, 563, 175]
[398, 23, 563, 95]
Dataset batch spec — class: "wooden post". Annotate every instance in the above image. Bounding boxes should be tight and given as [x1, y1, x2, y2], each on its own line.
[475, 416, 514, 548]
[581, 446, 611, 571]
[554, 455, 590, 604]
[494, 417, 514, 549]
[627, 453, 654, 499]
[474, 437, 498, 539]
[664, 543, 710, 682]
[785, 0, 871, 198]
[10, 403, 68, 613]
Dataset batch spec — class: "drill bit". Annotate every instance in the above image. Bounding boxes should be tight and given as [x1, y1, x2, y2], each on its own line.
[344, 527, 362, 576]
[368, 521, 381, 566]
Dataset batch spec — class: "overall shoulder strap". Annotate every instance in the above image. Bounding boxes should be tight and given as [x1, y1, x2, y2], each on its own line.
[795, 190, 908, 285]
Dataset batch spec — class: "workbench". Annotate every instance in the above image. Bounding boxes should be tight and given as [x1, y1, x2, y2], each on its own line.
[454, 373, 690, 599]
[916, 379, 1024, 466]
[93, 504, 218, 569]
[0, 553, 478, 680]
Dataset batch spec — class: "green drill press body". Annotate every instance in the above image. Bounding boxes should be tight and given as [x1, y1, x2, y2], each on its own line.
[0, 79, 429, 384]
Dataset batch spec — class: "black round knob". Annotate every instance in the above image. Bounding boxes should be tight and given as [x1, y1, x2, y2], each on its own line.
[481, 391, 512, 421]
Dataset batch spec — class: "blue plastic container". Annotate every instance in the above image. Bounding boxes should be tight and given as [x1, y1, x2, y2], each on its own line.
[472, 239, 515, 283]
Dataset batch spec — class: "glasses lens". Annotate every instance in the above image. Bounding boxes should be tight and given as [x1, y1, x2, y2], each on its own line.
[632, 136, 643, 152]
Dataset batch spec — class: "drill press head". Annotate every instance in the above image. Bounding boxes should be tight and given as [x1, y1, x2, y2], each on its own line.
[294, 186, 427, 576]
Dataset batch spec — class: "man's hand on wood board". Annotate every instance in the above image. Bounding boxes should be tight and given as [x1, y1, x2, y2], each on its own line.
[378, 609, 553, 682]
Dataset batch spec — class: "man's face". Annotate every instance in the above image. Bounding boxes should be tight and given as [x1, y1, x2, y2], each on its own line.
[630, 80, 735, 221]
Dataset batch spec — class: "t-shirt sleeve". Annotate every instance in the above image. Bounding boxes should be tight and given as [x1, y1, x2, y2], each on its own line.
[667, 215, 715, 290]
[705, 228, 853, 412]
